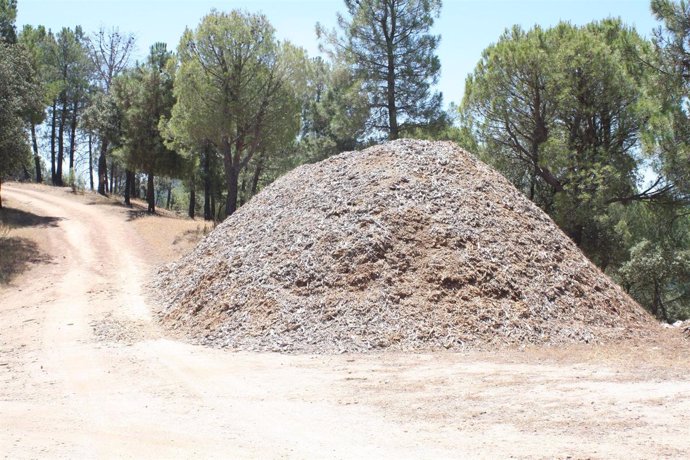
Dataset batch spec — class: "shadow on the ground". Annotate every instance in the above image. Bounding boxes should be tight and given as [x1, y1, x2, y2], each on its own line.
[0, 236, 52, 284]
[84, 198, 165, 221]
[0, 207, 61, 229]
[126, 209, 155, 221]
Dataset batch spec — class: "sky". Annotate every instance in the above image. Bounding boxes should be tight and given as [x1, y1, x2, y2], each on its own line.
[16, 0, 661, 109]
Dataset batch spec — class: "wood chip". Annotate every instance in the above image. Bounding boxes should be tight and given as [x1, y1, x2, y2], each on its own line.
[152, 139, 658, 353]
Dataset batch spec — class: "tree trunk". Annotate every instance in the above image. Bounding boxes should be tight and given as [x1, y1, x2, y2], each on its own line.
[250, 153, 265, 197]
[0, 177, 3, 208]
[88, 134, 94, 190]
[239, 174, 247, 207]
[97, 139, 108, 195]
[131, 172, 138, 199]
[385, 24, 398, 140]
[224, 162, 239, 217]
[124, 169, 132, 206]
[188, 178, 196, 219]
[529, 161, 537, 201]
[203, 149, 212, 220]
[222, 140, 240, 217]
[68, 99, 78, 173]
[50, 100, 57, 184]
[210, 189, 216, 222]
[31, 124, 42, 183]
[166, 184, 172, 210]
[56, 95, 67, 186]
[146, 171, 155, 213]
[653, 281, 668, 322]
[109, 161, 115, 194]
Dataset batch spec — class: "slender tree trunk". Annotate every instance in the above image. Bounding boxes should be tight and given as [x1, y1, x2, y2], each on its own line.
[56, 95, 67, 186]
[88, 134, 94, 190]
[239, 174, 246, 207]
[529, 163, 537, 201]
[224, 157, 239, 217]
[210, 189, 216, 222]
[250, 153, 264, 197]
[97, 139, 108, 195]
[146, 171, 155, 213]
[166, 184, 172, 210]
[0, 178, 3, 208]
[203, 149, 212, 220]
[109, 161, 115, 194]
[124, 169, 132, 206]
[189, 178, 196, 219]
[385, 34, 398, 140]
[654, 281, 668, 322]
[31, 124, 42, 183]
[50, 100, 57, 184]
[227, 166, 239, 216]
[68, 99, 78, 174]
[131, 172, 137, 199]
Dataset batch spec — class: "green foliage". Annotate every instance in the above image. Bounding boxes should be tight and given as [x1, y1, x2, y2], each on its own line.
[649, 0, 690, 201]
[67, 167, 85, 193]
[297, 58, 369, 163]
[54, 26, 91, 99]
[115, 43, 178, 176]
[616, 204, 690, 321]
[463, 20, 654, 267]
[18, 25, 51, 125]
[461, 17, 690, 321]
[0, 0, 17, 44]
[82, 91, 121, 146]
[167, 10, 306, 215]
[319, 0, 443, 140]
[0, 42, 42, 180]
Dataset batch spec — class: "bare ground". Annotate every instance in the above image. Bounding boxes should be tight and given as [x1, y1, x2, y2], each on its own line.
[1, 182, 689, 459]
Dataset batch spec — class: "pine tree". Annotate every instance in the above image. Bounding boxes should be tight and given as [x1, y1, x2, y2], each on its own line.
[167, 10, 305, 216]
[319, 0, 443, 140]
[0, 0, 17, 44]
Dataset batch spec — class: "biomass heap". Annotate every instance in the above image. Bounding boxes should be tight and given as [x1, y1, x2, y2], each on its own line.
[156, 139, 655, 352]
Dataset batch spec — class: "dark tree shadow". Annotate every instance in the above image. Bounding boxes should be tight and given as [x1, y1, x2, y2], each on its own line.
[85, 199, 131, 208]
[84, 199, 161, 221]
[0, 237, 52, 284]
[0, 207, 61, 229]
[126, 209, 160, 221]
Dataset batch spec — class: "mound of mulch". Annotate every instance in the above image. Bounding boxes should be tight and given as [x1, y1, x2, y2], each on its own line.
[155, 139, 657, 352]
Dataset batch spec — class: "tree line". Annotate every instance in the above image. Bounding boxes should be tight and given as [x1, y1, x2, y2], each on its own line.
[1, 0, 690, 322]
[0, 0, 445, 217]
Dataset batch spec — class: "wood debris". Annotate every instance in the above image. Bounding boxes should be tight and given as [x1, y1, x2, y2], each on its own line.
[154, 139, 658, 353]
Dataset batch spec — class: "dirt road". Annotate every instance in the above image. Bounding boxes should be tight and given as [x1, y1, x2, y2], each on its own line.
[1, 183, 689, 459]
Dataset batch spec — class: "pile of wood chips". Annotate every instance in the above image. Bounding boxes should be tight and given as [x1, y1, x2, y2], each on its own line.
[155, 140, 657, 352]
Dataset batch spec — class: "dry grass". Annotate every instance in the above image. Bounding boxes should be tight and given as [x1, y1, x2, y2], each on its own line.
[132, 214, 212, 264]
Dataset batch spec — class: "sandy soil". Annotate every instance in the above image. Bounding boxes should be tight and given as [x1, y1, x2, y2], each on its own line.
[1, 182, 689, 459]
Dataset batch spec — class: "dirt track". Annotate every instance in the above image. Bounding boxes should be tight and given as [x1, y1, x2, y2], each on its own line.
[1, 183, 689, 459]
